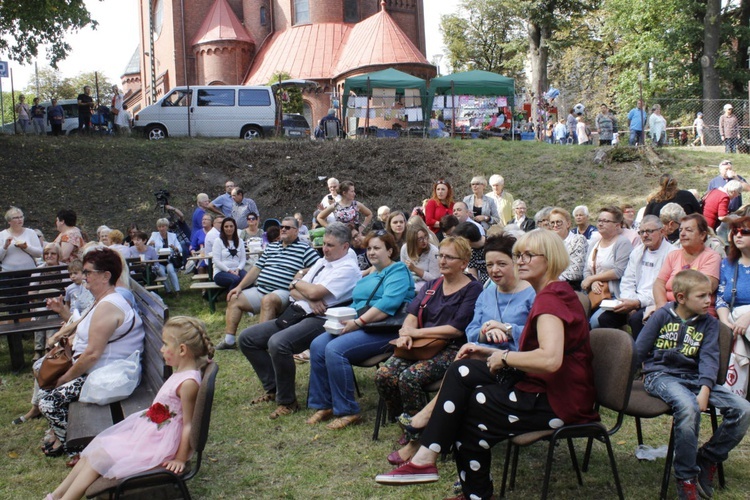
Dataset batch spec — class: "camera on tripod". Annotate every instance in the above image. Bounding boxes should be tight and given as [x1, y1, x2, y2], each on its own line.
[154, 189, 170, 210]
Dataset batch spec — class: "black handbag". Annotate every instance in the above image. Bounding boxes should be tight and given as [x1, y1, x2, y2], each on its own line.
[275, 303, 312, 329]
[356, 269, 410, 334]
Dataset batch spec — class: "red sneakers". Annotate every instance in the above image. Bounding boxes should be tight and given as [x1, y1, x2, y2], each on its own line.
[375, 461, 439, 485]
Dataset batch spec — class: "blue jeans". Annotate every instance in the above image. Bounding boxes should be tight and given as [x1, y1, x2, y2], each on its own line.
[154, 263, 180, 292]
[214, 269, 246, 289]
[629, 129, 643, 146]
[724, 137, 738, 153]
[308, 330, 397, 416]
[644, 371, 750, 480]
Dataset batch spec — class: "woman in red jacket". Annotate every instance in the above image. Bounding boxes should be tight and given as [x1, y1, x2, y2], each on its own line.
[424, 179, 455, 234]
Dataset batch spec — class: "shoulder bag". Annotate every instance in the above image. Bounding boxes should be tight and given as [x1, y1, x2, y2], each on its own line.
[357, 268, 410, 334]
[389, 277, 449, 360]
[587, 243, 611, 310]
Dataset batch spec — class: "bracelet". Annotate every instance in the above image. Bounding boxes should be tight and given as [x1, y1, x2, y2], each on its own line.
[502, 350, 510, 368]
[357, 317, 367, 326]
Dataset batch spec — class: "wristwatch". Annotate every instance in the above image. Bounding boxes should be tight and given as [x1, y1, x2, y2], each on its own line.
[503, 323, 512, 336]
[290, 279, 300, 290]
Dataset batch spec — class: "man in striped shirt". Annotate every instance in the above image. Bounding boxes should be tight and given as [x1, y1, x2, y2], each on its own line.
[216, 216, 320, 350]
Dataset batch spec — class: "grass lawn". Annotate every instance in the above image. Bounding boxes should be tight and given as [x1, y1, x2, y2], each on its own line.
[2, 141, 750, 498]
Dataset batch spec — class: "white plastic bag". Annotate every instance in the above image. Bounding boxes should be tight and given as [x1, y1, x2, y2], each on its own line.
[724, 337, 749, 399]
[79, 350, 141, 405]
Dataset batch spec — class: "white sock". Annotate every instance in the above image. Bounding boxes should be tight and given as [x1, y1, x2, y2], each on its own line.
[224, 334, 236, 345]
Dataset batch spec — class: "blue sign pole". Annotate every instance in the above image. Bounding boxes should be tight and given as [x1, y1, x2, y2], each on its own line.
[0, 61, 7, 131]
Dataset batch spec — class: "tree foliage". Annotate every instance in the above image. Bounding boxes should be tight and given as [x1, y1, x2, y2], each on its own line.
[22, 68, 114, 105]
[0, 0, 98, 67]
[267, 72, 303, 114]
[439, 0, 526, 81]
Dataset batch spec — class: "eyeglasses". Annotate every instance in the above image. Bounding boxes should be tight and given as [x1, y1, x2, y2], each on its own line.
[279, 225, 296, 231]
[549, 220, 565, 227]
[597, 219, 616, 224]
[82, 269, 104, 277]
[470, 182, 484, 186]
[416, 236, 429, 242]
[437, 253, 462, 261]
[43, 252, 58, 256]
[734, 228, 750, 236]
[247, 217, 257, 221]
[10, 216, 24, 220]
[512, 251, 543, 264]
[638, 228, 660, 236]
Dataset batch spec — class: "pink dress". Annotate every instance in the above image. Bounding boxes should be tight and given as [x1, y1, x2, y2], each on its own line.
[81, 370, 201, 479]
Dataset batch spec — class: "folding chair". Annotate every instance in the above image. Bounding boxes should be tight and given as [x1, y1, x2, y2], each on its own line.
[500, 328, 636, 499]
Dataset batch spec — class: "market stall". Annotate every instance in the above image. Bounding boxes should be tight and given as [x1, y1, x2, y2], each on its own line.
[342, 68, 430, 137]
[427, 70, 516, 139]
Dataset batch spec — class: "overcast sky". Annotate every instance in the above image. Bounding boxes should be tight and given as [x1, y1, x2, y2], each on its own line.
[4, 0, 460, 92]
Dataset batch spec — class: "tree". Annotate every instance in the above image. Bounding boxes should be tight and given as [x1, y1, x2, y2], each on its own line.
[0, 0, 98, 67]
[22, 67, 77, 101]
[439, 0, 526, 80]
[267, 72, 303, 115]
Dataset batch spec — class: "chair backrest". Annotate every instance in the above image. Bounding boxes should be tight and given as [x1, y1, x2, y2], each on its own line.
[186, 361, 219, 480]
[263, 218, 280, 231]
[589, 328, 637, 412]
[716, 323, 733, 386]
[576, 291, 591, 319]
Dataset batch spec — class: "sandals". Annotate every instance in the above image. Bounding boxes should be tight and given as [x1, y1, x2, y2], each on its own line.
[250, 392, 276, 405]
[43, 442, 65, 457]
[397, 412, 424, 441]
[293, 350, 310, 364]
[306, 409, 334, 425]
[326, 414, 362, 430]
[269, 401, 300, 420]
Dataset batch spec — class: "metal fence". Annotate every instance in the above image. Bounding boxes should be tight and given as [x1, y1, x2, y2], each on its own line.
[649, 98, 749, 147]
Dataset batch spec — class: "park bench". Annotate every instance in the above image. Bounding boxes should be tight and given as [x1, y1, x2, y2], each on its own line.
[66, 279, 170, 450]
[0, 264, 71, 372]
[126, 256, 166, 293]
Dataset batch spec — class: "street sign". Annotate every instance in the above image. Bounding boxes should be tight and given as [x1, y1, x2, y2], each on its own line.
[0, 61, 8, 78]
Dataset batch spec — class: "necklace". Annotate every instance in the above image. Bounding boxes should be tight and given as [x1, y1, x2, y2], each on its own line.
[495, 281, 521, 322]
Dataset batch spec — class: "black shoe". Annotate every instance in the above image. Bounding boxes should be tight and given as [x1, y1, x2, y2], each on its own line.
[215, 340, 237, 350]
[696, 454, 717, 499]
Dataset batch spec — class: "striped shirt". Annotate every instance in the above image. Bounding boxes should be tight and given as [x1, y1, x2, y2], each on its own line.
[254, 240, 320, 294]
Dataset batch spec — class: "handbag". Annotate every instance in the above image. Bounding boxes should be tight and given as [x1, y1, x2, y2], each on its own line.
[389, 278, 449, 360]
[36, 336, 74, 390]
[587, 243, 612, 310]
[79, 350, 141, 405]
[357, 270, 410, 334]
[275, 303, 312, 329]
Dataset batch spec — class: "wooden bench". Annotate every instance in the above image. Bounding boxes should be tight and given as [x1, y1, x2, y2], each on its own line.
[188, 257, 225, 313]
[127, 257, 168, 294]
[0, 264, 71, 372]
[66, 279, 170, 450]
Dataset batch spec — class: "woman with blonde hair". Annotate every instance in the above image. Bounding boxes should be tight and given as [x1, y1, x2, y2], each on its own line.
[0, 206, 43, 271]
[644, 173, 700, 217]
[400, 225, 440, 292]
[376, 229, 597, 499]
[463, 175, 500, 231]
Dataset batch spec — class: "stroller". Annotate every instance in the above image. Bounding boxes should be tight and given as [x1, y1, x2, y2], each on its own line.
[90, 105, 112, 135]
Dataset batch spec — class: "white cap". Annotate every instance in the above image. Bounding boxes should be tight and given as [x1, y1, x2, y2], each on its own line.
[724, 103, 733, 110]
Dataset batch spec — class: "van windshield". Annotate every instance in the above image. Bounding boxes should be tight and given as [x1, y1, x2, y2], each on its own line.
[163, 90, 191, 107]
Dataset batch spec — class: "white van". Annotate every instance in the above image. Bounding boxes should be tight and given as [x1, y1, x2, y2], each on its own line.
[1, 99, 81, 135]
[133, 86, 277, 140]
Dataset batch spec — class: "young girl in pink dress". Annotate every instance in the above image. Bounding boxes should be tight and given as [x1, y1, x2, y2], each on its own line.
[45, 316, 215, 500]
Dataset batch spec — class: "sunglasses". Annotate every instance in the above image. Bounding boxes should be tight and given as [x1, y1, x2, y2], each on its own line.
[734, 228, 750, 236]
[279, 225, 296, 231]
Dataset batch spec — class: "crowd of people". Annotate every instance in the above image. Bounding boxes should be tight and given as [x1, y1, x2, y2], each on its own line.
[4, 164, 750, 499]
[12, 85, 133, 137]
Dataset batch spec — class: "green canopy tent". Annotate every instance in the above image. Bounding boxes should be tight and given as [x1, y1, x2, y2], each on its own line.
[428, 70, 516, 137]
[342, 68, 429, 136]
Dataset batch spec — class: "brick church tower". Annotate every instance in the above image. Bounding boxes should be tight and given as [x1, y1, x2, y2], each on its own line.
[127, 0, 433, 125]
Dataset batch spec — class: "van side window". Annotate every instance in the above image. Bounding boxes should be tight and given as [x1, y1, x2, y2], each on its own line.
[163, 90, 191, 107]
[238, 89, 271, 106]
[62, 104, 79, 118]
[197, 89, 235, 106]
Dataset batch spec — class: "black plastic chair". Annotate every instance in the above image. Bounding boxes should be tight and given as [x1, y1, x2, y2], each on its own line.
[85, 361, 219, 499]
[500, 328, 637, 499]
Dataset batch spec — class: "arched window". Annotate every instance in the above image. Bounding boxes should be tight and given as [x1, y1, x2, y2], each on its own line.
[293, 0, 309, 25]
[344, 0, 358, 23]
[260, 6, 267, 26]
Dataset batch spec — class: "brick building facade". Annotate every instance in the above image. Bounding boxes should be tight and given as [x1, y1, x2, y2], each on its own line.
[124, 0, 435, 130]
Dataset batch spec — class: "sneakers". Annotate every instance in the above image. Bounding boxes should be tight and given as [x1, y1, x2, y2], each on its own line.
[696, 455, 717, 499]
[676, 478, 700, 500]
[375, 461, 439, 485]
[215, 340, 237, 350]
[269, 401, 300, 419]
